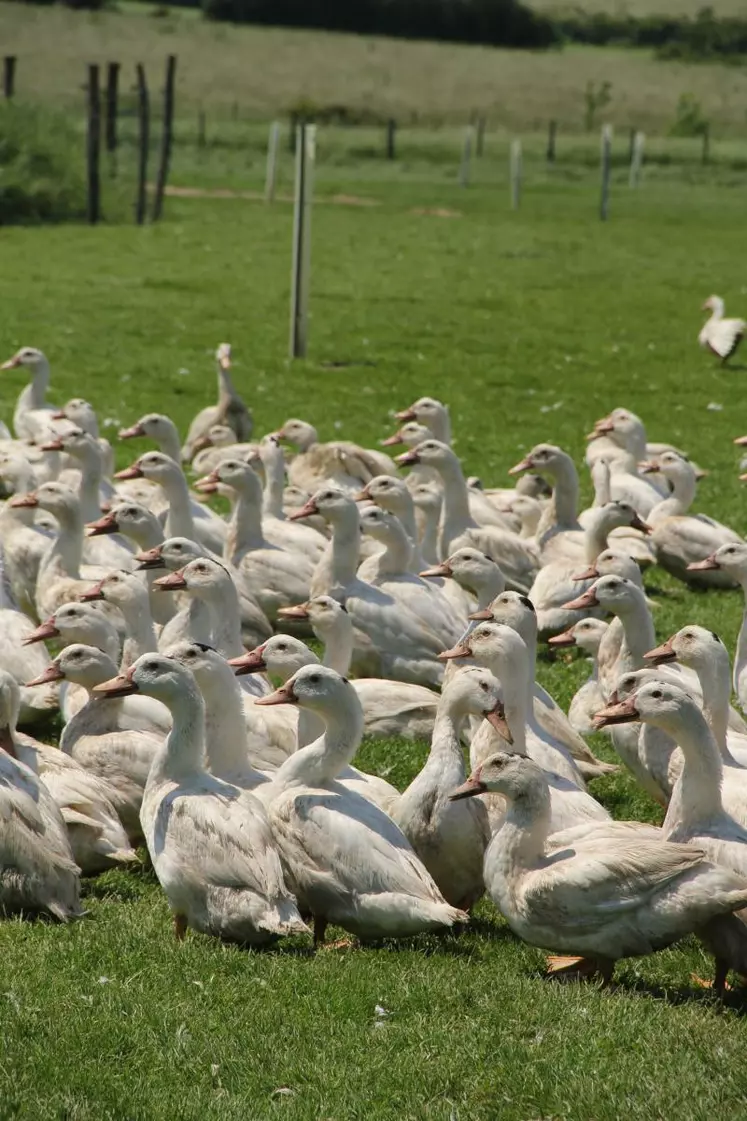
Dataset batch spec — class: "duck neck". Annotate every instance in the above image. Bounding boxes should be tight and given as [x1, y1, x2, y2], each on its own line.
[423, 708, 468, 783]
[18, 358, 50, 415]
[201, 671, 252, 776]
[75, 445, 104, 524]
[691, 654, 733, 762]
[150, 679, 207, 784]
[42, 505, 84, 579]
[199, 585, 243, 658]
[157, 423, 182, 463]
[584, 506, 617, 564]
[328, 505, 361, 590]
[735, 584, 747, 698]
[663, 710, 724, 833]
[547, 457, 579, 530]
[318, 618, 353, 676]
[260, 446, 287, 519]
[591, 460, 611, 506]
[226, 481, 266, 562]
[436, 453, 472, 555]
[118, 593, 158, 671]
[497, 788, 552, 870]
[367, 525, 412, 576]
[217, 363, 238, 404]
[613, 595, 656, 672]
[392, 494, 418, 543]
[274, 698, 363, 787]
[489, 651, 530, 756]
[161, 470, 195, 540]
[415, 506, 439, 565]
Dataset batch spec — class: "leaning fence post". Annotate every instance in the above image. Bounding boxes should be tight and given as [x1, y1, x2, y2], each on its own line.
[135, 63, 149, 226]
[289, 122, 315, 360]
[86, 64, 101, 225]
[459, 125, 474, 187]
[151, 53, 176, 223]
[3, 56, 16, 99]
[475, 115, 486, 157]
[546, 120, 556, 163]
[600, 123, 612, 221]
[629, 130, 644, 188]
[105, 62, 119, 178]
[510, 138, 522, 210]
[265, 120, 280, 203]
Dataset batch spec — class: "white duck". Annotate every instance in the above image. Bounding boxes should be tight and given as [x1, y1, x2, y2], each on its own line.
[96, 654, 306, 944]
[119, 412, 182, 463]
[449, 752, 747, 984]
[394, 396, 451, 443]
[687, 543, 747, 709]
[9, 668, 137, 874]
[641, 451, 741, 587]
[699, 295, 745, 363]
[276, 418, 396, 496]
[277, 595, 439, 740]
[584, 411, 668, 516]
[79, 570, 159, 670]
[1, 346, 58, 441]
[440, 623, 610, 834]
[255, 665, 468, 944]
[548, 618, 610, 738]
[181, 343, 253, 462]
[393, 668, 497, 909]
[85, 500, 173, 624]
[251, 433, 327, 562]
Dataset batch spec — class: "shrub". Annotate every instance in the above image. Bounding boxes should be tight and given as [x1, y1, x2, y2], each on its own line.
[0, 102, 87, 224]
[669, 93, 709, 137]
[583, 80, 612, 132]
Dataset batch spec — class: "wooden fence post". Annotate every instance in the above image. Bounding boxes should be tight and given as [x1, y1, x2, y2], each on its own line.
[629, 130, 644, 188]
[3, 56, 16, 99]
[105, 62, 119, 178]
[600, 123, 612, 221]
[476, 115, 486, 157]
[510, 138, 522, 210]
[151, 54, 176, 223]
[86, 64, 101, 225]
[701, 123, 710, 165]
[289, 122, 315, 359]
[546, 120, 557, 163]
[459, 125, 474, 187]
[288, 111, 298, 152]
[265, 120, 280, 203]
[135, 63, 149, 226]
[385, 118, 396, 160]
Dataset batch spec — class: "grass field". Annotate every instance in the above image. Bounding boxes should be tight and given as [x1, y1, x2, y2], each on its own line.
[3, 149, 747, 1118]
[5, 1, 747, 134]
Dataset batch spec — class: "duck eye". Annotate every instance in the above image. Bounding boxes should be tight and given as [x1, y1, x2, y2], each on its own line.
[277, 643, 287, 651]
[309, 674, 320, 683]
[479, 681, 488, 692]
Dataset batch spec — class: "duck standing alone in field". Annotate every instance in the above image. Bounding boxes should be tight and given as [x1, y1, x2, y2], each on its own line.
[699, 296, 745, 364]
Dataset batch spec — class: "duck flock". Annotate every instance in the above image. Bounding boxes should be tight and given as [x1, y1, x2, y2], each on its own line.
[4, 339, 747, 994]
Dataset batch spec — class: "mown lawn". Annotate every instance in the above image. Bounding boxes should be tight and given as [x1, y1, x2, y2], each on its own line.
[3, 169, 747, 1118]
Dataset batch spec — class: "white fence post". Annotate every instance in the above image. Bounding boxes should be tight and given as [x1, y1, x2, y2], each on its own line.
[629, 130, 644, 188]
[265, 120, 280, 203]
[459, 125, 474, 188]
[289, 122, 315, 360]
[600, 124, 612, 221]
[510, 139, 522, 210]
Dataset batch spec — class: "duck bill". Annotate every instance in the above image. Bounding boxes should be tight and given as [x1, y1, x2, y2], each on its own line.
[448, 775, 487, 802]
[93, 670, 139, 698]
[277, 604, 310, 621]
[255, 682, 297, 706]
[289, 499, 319, 522]
[644, 640, 677, 666]
[22, 619, 59, 645]
[687, 555, 719, 572]
[135, 547, 164, 571]
[438, 642, 472, 661]
[78, 583, 105, 602]
[592, 697, 639, 730]
[592, 418, 615, 437]
[86, 513, 118, 537]
[50, 410, 67, 420]
[638, 461, 658, 476]
[734, 435, 747, 447]
[507, 456, 534, 476]
[194, 479, 219, 495]
[395, 449, 420, 467]
[380, 431, 403, 447]
[118, 422, 145, 440]
[571, 566, 598, 581]
[353, 486, 371, 502]
[562, 589, 599, 611]
[114, 463, 144, 481]
[394, 407, 416, 422]
[228, 646, 267, 675]
[25, 663, 65, 687]
[153, 569, 187, 591]
[468, 608, 493, 622]
[485, 704, 513, 743]
[40, 438, 64, 452]
[10, 492, 38, 509]
[630, 514, 652, 534]
[419, 562, 452, 579]
[547, 628, 577, 648]
[1, 354, 22, 370]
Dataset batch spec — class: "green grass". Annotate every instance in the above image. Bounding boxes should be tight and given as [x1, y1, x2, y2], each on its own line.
[5, 1, 747, 134]
[5, 160, 747, 1118]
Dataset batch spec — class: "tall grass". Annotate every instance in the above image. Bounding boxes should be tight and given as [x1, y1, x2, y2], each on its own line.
[0, 102, 87, 223]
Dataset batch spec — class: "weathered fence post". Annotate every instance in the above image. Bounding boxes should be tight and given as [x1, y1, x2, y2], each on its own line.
[546, 120, 556, 163]
[135, 63, 149, 226]
[86, 64, 101, 225]
[628, 127, 636, 165]
[265, 120, 280, 203]
[3, 56, 16, 99]
[476, 115, 486, 157]
[629, 130, 644, 188]
[385, 118, 396, 160]
[289, 122, 315, 360]
[600, 123, 612, 221]
[701, 123, 710, 165]
[288, 111, 298, 152]
[105, 62, 119, 178]
[151, 53, 176, 223]
[510, 138, 522, 210]
[459, 125, 474, 188]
